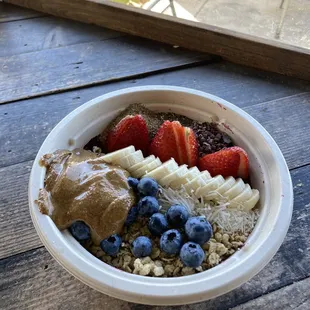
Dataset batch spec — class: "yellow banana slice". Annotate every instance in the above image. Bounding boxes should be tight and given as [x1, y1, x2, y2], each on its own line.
[195, 175, 225, 197]
[128, 155, 155, 172]
[242, 189, 260, 211]
[160, 165, 188, 187]
[101, 145, 135, 163]
[115, 150, 144, 169]
[222, 178, 245, 200]
[133, 158, 162, 178]
[144, 159, 178, 181]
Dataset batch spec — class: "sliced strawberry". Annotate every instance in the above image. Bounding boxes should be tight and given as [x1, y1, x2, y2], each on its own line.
[149, 121, 198, 167]
[106, 115, 149, 154]
[198, 146, 249, 179]
[184, 127, 199, 167]
[149, 121, 179, 163]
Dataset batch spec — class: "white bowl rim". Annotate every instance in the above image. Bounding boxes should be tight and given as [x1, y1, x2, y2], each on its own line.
[29, 85, 293, 305]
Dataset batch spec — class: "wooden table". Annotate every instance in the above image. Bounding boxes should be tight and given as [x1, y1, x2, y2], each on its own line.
[1, 3, 310, 309]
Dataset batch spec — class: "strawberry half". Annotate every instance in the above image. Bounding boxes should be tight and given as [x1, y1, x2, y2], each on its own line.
[198, 146, 249, 179]
[106, 115, 149, 154]
[149, 121, 198, 167]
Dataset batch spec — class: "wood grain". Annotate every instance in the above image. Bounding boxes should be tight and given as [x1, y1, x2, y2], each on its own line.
[1, 163, 309, 309]
[0, 160, 40, 259]
[232, 277, 310, 310]
[0, 36, 211, 104]
[3, 0, 310, 80]
[0, 2, 44, 22]
[0, 80, 309, 169]
[243, 93, 310, 170]
[0, 16, 122, 57]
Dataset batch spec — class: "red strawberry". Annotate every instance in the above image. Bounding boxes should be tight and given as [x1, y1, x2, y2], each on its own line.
[106, 115, 149, 154]
[149, 121, 198, 167]
[198, 146, 249, 179]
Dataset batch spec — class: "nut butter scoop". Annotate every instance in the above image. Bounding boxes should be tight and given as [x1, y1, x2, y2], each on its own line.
[37, 148, 135, 245]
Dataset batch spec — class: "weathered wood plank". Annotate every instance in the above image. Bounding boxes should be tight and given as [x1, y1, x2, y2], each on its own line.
[243, 93, 310, 170]
[0, 36, 211, 104]
[0, 16, 122, 57]
[1, 164, 309, 309]
[232, 277, 310, 310]
[0, 160, 39, 259]
[3, 0, 310, 81]
[0, 78, 309, 169]
[0, 2, 44, 22]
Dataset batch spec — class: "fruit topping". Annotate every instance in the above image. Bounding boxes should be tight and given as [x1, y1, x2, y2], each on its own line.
[180, 242, 205, 268]
[132, 236, 152, 258]
[125, 205, 139, 226]
[148, 213, 169, 236]
[198, 146, 249, 179]
[149, 121, 198, 167]
[166, 205, 189, 228]
[69, 221, 91, 242]
[185, 216, 213, 245]
[127, 177, 139, 191]
[138, 196, 160, 216]
[137, 177, 158, 197]
[100, 234, 122, 256]
[160, 229, 183, 255]
[106, 115, 149, 154]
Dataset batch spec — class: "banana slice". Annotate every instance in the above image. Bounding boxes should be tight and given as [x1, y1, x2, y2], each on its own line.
[216, 176, 236, 195]
[101, 145, 135, 163]
[222, 178, 245, 200]
[128, 155, 155, 172]
[160, 165, 188, 187]
[169, 166, 201, 189]
[133, 158, 162, 178]
[143, 159, 178, 181]
[229, 184, 252, 208]
[184, 174, 208, 194]
[201, 170, 212, 180]
[114, 150, 144, 169]
[195, 175, 225, 197]
[242, 189, 260, 211]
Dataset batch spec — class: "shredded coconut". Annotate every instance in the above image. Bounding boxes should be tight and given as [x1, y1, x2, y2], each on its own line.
[158, 186, 259, 235]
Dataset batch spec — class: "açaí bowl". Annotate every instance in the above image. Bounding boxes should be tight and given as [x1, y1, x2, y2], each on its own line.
[28, 86, 293, 305]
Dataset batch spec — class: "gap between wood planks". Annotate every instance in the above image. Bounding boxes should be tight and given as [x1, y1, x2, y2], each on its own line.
[0, 57, 219, 105]
[231, 276, 310, 310]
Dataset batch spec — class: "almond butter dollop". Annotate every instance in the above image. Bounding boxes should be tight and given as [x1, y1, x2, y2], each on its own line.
[37, 149, 135, 244]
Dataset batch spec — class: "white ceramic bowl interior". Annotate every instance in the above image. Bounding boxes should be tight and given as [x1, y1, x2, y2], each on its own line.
[29, 86, 293, 306]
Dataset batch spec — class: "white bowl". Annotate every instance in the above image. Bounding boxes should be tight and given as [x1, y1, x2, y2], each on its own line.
[29, 86, 293, 305]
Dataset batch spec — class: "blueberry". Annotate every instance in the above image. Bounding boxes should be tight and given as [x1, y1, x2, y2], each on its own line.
[137, 177, 158, 197]
[180, 242, 205, 268]
[166, 205, 189, 228]
[127, 177, 139, 191]
[100, 234, 122, 256]
[125, 205, 139, 226]
[138, 196, 159, 217]
[132, 236, 152, 258]
[160, 229, 183, 255]
[185, 216, 213, 245]
[148, 213, 169, 236]
[69, 221, 91, 242]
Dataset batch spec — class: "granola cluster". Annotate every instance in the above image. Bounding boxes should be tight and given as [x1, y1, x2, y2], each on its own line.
[87, 219, 248, 277]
